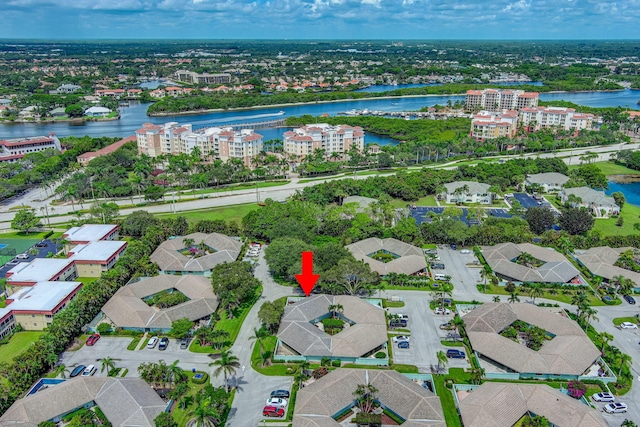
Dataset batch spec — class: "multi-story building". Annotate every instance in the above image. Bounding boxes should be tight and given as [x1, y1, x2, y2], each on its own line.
[466, 89, 539, 111]
[282, 123, 365, 161]
[174, 70, 231, 85]
[519, 106, 594, 131]
[135, 122, 264, 167]
[0, 134, 62, 163]
[470, 110, 519, 140]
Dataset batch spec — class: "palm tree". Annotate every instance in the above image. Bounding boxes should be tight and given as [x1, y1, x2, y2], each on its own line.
[479, 266, 491, 293]
[528, 285, 543, 304]
[209, 350, 240, 391]
[170, 382, 190, 410]
[469, 367, 485, 385]
[100, 356, 116, 376]
[492, 296, 501, 302]
[188, 398, 219, 427]
[450, 315, 465, 342]
[618, 353, 632, 377]
[571, 291, 588, 318]
[353, 383, 378, 414]
[621, 419, 637, 427]
[596, 332, 614, 356]
[249, 327, 270, 366]
[581, 307, 598, 329]
[508, 292, 520, 303]
[436, 350, 448, 372]
[167, 359, 186, 386]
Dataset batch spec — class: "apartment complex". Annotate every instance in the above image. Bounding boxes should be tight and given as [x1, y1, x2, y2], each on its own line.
[174, 70, 231, 84]
[470, 110, 519, 139]
[466, 89, 539, 111]
[135, 122, 263, 167]
[282, 123, 365, 160]
[0, 134, 62, 163]
[520, 106, 594, 131]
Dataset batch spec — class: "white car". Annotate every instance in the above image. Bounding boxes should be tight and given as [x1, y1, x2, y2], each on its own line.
[603, 402, 627, 413]
[592, 392, 615, 402]
[391, 335, 410, 343]
[619, 322, 638, 329]
[434, 307, 451, 315]
[266, 397, 288, 407]
[146, 337, 158, 349]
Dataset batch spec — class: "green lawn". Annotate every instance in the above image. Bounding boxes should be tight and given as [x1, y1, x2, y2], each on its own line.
[77, 277, 99, 286]
[390, 195, 438, 208]
[592, 202, 640, 236]
[569, 161, 640, 177]
[126, 338, 141, 351]
[250, 336, 295, 376]
[478, 284, 605, 306]
[613, 317, 639, 326]
[0, 332, 44, 364]
[196, 180, 289, 196]
[433, 368, 468, 427]
[156, 203, 259, 223]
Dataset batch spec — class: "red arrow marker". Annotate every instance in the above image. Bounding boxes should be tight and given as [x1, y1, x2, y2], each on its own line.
[295, 251, 320, 296]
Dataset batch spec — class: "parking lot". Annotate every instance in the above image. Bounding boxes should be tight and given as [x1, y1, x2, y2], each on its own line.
[0, 238, 60, 278]
[435, 247, 483, 301]
[410, 207, 511, 226]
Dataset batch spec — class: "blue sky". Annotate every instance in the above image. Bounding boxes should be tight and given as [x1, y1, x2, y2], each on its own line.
[1, 0, 638, 40]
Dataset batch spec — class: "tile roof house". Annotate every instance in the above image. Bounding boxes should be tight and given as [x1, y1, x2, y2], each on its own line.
[345, 238, 427, 276]
[277, 295, 387, 361]
[481, 242, 580, 284]
[101, 275, 218, 331]
[150, 232, 241, 275]
[0, 377, 166, 426]
[463, 303, 601, 377]
[458, 382, 607, 427]
[560, 187, 620, 217]
[524, 172, 570, 192]
[442, 181, 492, 204]
[575, 246, 640, 286]
[293, 368, 445, 427]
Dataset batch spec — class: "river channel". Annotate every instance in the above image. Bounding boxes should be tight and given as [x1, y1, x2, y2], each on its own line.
[0, 89, 638, 140]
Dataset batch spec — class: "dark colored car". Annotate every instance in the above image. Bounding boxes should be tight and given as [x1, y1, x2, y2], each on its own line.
[86, 333, 100, 346]
[623, 295, 636, 305]
[398, 341, 410, 349]
[180, 338, 191, 349]
[389, 319, 407, 328]
[35, 241, 47, 248]
[446, 349, 466, 359]
[270, 390, 290, 398]
[159, 337, 169, 350]
[70, 365, 86, 377]
[263, 405, 285, 417]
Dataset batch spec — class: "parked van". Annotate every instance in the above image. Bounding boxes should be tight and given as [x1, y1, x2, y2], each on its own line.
[82, 365, 97, 376]
[434, 273, 447, 281]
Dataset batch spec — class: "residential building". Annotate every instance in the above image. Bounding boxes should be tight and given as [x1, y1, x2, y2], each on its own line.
[293, 368, 445, 427]
[524, 172, 570, 192]
[0, 134, 62, 163]
[68, 240, 128, 277]
[465, 89, 539, 111]
[520, 106, 595, 131]
[95, 89, 125, 98]
[560, 187, 620, 217]
[282, 123, 365, 161]
[63, 224, 120, 245]
[5, 258, 78, 287]
[174, 70, 231, 84]
[76, 135, 137, 166]
[442, 181, 492, 204]
[84, 106, 111, 117]
[52, 84, 82, 94]
[346, 237, 427, 276]
[470, 110, 518, 140]
[135, 122, 264, 167]
[575, 246, 640, 286]
[100, 275, 218, 332]
[0, 377, 167, 426]
[0, 281, 82, 336]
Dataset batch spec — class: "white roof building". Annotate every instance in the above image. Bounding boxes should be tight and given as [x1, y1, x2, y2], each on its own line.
[84, 106, 111, 116]
[63, 224, 119, 243]
[6, 258, 76, 286]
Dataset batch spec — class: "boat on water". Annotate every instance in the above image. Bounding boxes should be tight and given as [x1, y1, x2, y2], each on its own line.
[277, 111, 285, 115]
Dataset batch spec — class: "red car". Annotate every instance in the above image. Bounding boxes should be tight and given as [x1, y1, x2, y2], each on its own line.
[263, 405, 285, 418]
[86, 333, 100, 346]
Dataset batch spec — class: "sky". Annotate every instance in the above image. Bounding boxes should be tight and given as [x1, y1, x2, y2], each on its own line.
[1, 0, 639, 40]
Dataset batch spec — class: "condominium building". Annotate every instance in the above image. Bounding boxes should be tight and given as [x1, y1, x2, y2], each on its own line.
[135, 122, 264, 167]
[0, 134, 62, 163]
[466, 89, 539, 111]
[519, 106, 594, 131]
[282, 123, 365, 160]
[174, 70, 231, 85]
[470, 110, 519, 140]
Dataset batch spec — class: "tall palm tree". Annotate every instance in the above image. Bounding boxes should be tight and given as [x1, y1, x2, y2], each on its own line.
[188, 398, 219, 427]
[528, 285, 543, 304]
[479, 266, 491, 293]
[450, 315, 465, 343]
[492, 296, 501, 302]
[167, 359, 186, 386]
[508, 292, 520, 303]
[618, 353, 632, 377]
[581, 307, 599, 330]
[100, 356, 116, 376]
[249, 327, 270, 366]
[353, 383, 378, 414]
[571, 291, 588, 318]
[209, 350, 240, 391]
[436, 350, 448, 372]
[596, 332, 614, 356]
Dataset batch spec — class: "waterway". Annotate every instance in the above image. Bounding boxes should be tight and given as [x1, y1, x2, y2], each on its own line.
[606, 181, 640, 207]
[355, 82, 544, 92]
[0, 89, 638, 139]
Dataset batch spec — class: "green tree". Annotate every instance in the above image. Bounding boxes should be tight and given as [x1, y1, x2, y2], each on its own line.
[353, 383, 378, 414]
[65, 103, 84, 118]
[100, 356, 116, 376]
[264, 237, 312, 279]
[612, 191, 626, 209]
[249, 326, 270, 366]
[210, 261, 260, 316]
[144, 185, 165, 202]
[11, 208, 41, 234]
[209, 350, 240, 391]
[169, 318, 194, 339]
[436, 350, 448, 371]
[558, 207, 595, 235]
[154, 412, 178, 427]
[528, 284, 543, 304]
[524, 207, 555, 235]
[321, 257, 379, 295]
[258, 299, 286, 333]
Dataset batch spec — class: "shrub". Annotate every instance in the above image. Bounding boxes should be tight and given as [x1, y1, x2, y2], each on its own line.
[120, 368, 129, 377]
[96, 323, 112, 334]
[331, 359, 341, 367]
[353, 413, 381, 426]
[375, 351, 386, 359]
[567, 380, 587, 399]
[191, 372, 209, 384]
[320, 356, 332, 366]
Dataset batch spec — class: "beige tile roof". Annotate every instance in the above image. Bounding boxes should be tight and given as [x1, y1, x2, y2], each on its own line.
[0, 378, 165, 426]
[293, 368, 445, 427]
[277, 295, 387, 358]
[101, 275, 217, 329]
[463, 303, 600, 375]
[150, 232, 241, 272]
[346, 238, 427, 275]
[576, 246, 640, 285]
[481, 243, 579, 283]
[459, 383, 607, 427]
[525, 172, 569, 186]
